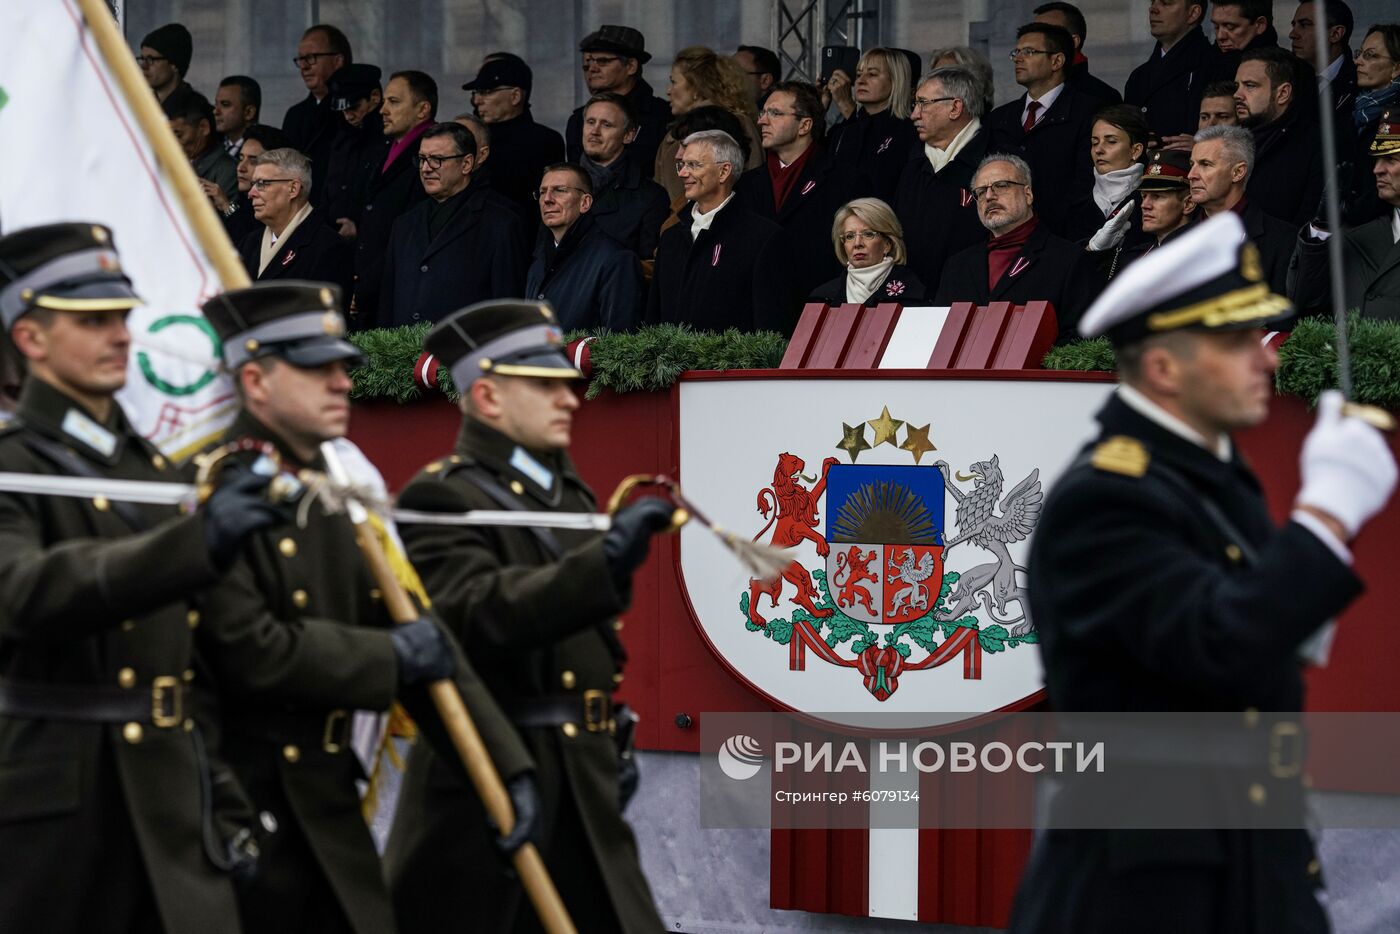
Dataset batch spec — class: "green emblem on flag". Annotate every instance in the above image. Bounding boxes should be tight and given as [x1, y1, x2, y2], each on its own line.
[137, 314, 221, 396]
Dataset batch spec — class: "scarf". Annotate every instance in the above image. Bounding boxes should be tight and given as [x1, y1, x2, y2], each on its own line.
[1355, 80, 1400, 134]
[1093, 163, 1144, 217]
[986, 217, 1038, 290]
[924, 117, 982, 174]
[580, 153, 621, 193]
[767, 144, 817, 212]
[383, 118, 432, 174]
[690, 193, 734, 241]
[259, 202, 313, 275]
[845, 257, 895, 304]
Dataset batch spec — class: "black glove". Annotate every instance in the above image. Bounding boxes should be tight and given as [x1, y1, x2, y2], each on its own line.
[390, 617, 455, 686]
[602, 498, 674, 587]
[493, 772, 541, 858]
[203, 464, 289, 570]
[1312, 161, 1352, 231]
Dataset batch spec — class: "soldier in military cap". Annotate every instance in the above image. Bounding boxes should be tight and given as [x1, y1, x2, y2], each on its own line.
[1094, 148, 1198, 280]
[196, 281, 538, 934]
[384, 300, 674, 933]
[1007, 212, 1397, 933]
[0, 222, 284, 932]
[323, 63, 386, 243]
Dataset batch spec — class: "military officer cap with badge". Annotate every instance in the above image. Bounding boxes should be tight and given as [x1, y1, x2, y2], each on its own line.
[1078, 212, 1291, 347]
[1372, 108, 1399, 157]
[0, 222, 141, 331]
[424, 299, 583, 389]
[327, 63, 383, 112]
[202, 281, 362, 370]
[1138, 149, 1191, 191]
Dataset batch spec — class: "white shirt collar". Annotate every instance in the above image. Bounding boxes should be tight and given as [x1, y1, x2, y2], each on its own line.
[690, 193, 734, 240]
[1021, 82, 1064, 126]
[1392, 207, 1400, 244]
[1321, 53, 1345, 83]
[1117, 384, 1233, 462]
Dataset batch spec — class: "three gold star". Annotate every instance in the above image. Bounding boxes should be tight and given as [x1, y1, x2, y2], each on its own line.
[837, 423, 872, 462]
[899, 423, 937, 464]
[835, 409, 936, 464]
[867, 406, 904, 447]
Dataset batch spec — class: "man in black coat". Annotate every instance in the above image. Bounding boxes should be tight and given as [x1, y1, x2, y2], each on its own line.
[1033, 2, 1123, 104]
[934, 153, 1103, 340]
[1235, 47, 1324, 226]
[322, 64, 385, 243]
[987, 23, 1098, 237]
[647, 130, 796, 333]
[566, 26, 672, 179]
[1008, 213, 1397, 934]
[465, 56, 565, 237]
[282, 24, 352, 207]
[1124, 0, 1214, 143]
[896, 67, 992, 294]
[351, 70, 436, 328]
[1206, 0, 1283, 86]
[238, 148, 353, 303]
[1288, 0, 1357, 138]
[736, 82, 872, 302]
[526, 164, 644, 331]
[380, 123, 528, 328]
[575, 92, 670, 259]
[1188, 125, 1298, 295]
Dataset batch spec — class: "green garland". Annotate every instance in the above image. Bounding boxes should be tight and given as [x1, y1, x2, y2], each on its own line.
[349, 319, 1400, 407]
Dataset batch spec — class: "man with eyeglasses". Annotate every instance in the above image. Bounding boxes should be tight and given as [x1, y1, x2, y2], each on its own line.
[895, 65, 994, 291]
[736, 80, 871, 300]
[463, 56, 564, 237]
[574, 93, 670, 261]
[565, 26, 671, 179]
[380, 122, 527, 328]
[647, 129, 797, 333]
[282, 24, 353, 208]
[987, 22, 1099, 237]
[207, 124, 292, 250]
[137, 22, 192, 103]
[934, 153, 1103, 341]
[525, 164, 644, 331]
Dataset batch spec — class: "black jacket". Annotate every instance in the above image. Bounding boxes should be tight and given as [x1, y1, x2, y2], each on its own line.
[281, 93, 339, 206]
[1066, 60, 1123, 105]
[565, 78, 672, 180]
[1063, 188, 1152, 248]
[351, 132, 427, 327]
[481, 110, 565, 235]
[220, 191, 260, 247]
[237, 208, 353, 306]
[1124, 28, 1215, 139]
[808, 263, 926, 305]
[582, 155, 670, 259]
[1288, 213, 1400, 321]
[987, 85, 1099, 237]
[524, 215, 645, 332]
[893, 125, 991, 291]
[380, 180, 529, 328]
[824, 108, 920, 202]
[1246, 105, 1324, 227]
[1097, 220, 1193, 281]
[932, 219, 1104, 341]
[322, 112, 384, 228]
[734, 145, 873, 300]
[1007, 393, 1354, 934]
[646, 199, 796, 334]
[1226, 200, 1298, 296]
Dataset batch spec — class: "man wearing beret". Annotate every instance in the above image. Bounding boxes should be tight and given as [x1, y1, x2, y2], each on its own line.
[196, 282, 537, 934]
[566, 25, 672, 180]
[385, 300, 673, 933]
[1008, 213, 1397, 933]
[138, 22, 193, 103]
[0, 223, 283, 932]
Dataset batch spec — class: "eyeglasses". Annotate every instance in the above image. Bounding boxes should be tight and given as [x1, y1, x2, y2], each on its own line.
[839, 229, 883, 244]
[675, 159, 726, 173]
[135, 55, 167, 67]
[292, 52, 338, 68]
[250, 178, 297, 191]
[913, 96, 958, 109]
[416, 153, 468, 170]
[971, 180, 1027, 201]
[1355, 48, 1394, 62]
[760, 107, 804, 120]
[1009, 47, 1051, 60]
[532, 185, 588, 200]
[582, 55, 621, 68]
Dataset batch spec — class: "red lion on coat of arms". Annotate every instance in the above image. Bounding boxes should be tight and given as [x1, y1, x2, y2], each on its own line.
[747, 453, 839, 626]
[832, 546, 879, 616]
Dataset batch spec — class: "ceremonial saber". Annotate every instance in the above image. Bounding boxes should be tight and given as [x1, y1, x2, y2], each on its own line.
[318, 443, 577, 934]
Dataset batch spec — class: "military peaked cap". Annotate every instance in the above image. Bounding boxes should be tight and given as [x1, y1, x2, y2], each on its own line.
[425, 299, 582, 389]
[202, 281, 361, 369]
[0, 222, 141, 330]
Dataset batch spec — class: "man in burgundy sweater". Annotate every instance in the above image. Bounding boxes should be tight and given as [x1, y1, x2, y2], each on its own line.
[934, 152, 1104, 341]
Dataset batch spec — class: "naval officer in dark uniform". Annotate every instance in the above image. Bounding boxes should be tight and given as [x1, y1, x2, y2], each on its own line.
[196, 282, 537, 934]
[1008, 212, 1397, 933]
[384, 300, 674, 933]
[0, 223, 281, 932]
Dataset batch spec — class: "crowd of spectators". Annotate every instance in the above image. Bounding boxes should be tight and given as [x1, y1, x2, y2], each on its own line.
[140, 2, 1400, 340]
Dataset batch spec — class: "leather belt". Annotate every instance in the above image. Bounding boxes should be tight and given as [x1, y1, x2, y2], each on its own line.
[0, 677, 186, 727]
[509, 691, 616, 733]
[227, 708, 353, 754]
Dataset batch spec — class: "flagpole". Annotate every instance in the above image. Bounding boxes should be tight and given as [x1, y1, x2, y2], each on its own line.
[75, 0, 250, 290]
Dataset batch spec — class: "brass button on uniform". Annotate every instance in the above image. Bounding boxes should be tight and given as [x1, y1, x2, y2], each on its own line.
[278, 537, 297, 558]
[92, 496, 110, 512]
[283, 744, 301, 763]
[612, 673, 624, 685]
[510, 480, 525, 496]
[151, 454, 166, 470]
[121, 620, 136, 632]
[370, 588, 382, 602]
[1225, 544, 1243, 563]
[183, 719, 194, 732]
[1244, 708, 1260, 728]
[123, 722, 143, 744]
[182, 669, 195, 683]
[560, 670, 576, 689]
[1307, 858, 1321, 877]
[613, 619, 625, 632]
[117, 667, 136, 689]
[292, 589, 309, 609]
[561, 723, 578, 738]
[187, 610, 201, 629]
[1248, 783, 1267, 806]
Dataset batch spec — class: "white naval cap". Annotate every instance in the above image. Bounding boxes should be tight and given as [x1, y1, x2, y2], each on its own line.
[1078, 212, 1292, 346]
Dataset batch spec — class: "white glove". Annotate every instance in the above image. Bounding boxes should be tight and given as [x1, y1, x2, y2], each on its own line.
[1087, 202, 1135, 252]
[1296, 390, 1398, 538]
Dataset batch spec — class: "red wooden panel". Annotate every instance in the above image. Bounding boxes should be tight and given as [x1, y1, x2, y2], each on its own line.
[927, 301, 978, 368]
[990, 300, 1059, 370]
[779, 302, 829, 368]
[955, 301, 1013, 368]
[771, 829, 869, 916]
[841, 302, 903, 368]
[805, 303, 863, 368]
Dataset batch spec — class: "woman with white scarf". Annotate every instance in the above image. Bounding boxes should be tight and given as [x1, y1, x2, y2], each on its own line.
[1069, 104, 1153, 252]
[808, 198, 926, 305]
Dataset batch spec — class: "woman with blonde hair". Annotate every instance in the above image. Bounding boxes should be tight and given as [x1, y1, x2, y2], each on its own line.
[824, 48, 919, 199]
[808, 197, 926, 305]
[655, 46, 762, 200]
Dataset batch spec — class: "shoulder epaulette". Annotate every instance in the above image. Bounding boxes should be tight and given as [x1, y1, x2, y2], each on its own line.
[420, 453, 476, 480]
[1090, 435, 1150, 478]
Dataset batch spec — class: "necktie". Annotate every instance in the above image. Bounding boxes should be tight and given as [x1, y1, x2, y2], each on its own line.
[1022, 100, 1041, 133]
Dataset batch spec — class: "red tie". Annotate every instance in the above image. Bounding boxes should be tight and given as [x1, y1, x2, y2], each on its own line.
[1022, 100, 1041, 133]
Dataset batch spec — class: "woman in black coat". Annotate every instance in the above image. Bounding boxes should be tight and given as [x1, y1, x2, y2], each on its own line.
[1064, 104, 1153, 247]
[822, 48, 921, 202]
[808, 196, 925, 305]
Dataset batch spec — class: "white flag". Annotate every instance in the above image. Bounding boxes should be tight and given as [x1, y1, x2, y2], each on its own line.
[0, 0, 236, 458]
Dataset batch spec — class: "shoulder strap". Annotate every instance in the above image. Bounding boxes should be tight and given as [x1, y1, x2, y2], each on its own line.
[18, 429, 150, 532]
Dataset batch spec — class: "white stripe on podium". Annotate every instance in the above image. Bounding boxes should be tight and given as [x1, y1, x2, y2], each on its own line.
[867, 739, 920, 920]
[878, 307, 951, 368]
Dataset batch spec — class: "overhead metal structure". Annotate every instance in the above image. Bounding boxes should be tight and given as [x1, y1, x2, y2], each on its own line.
[772, 0, 882, 82]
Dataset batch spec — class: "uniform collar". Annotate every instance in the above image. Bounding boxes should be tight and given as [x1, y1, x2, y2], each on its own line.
[455, 415, 575, 505]
[17, 378, 130, 465]
[1098, 391, 1258, 498]
[223, 409, 325, 471]
[1117, 384, 1232, 461]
